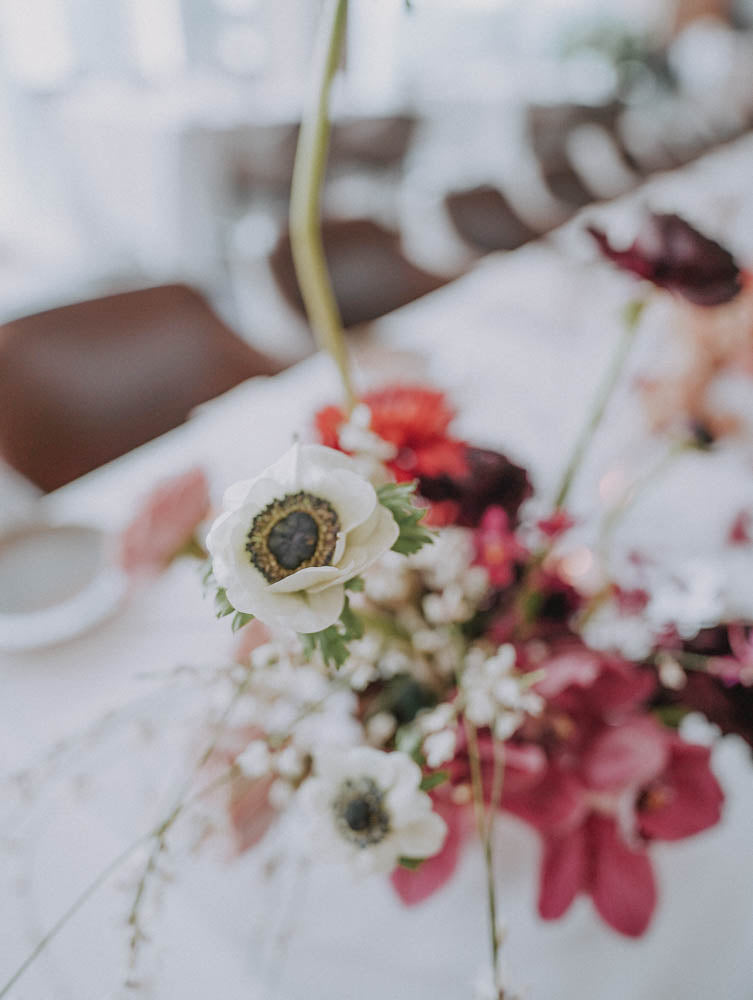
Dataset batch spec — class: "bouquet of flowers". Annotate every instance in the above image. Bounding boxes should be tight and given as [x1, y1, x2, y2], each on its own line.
[4, 3, 753, 998]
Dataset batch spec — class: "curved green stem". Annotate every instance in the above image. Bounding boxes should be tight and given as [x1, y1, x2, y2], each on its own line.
[289, 0, 356, 413]
[597, 437, 691, 557]
[553, 299, 646, 511]
[465, 719, 505, 998]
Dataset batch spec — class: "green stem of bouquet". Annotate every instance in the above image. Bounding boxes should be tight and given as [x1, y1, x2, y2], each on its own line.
[553, 298, 647, 512]
[289, 0, 356, 414]
[576, 437, 693, 629]
[465, 719, 506, 999]
[596, 437, 692, 556]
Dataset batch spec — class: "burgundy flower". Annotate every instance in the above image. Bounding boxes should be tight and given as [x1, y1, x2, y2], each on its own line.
[588, 213, 742, 306]
[655, 625, 753, 749]
[506, 716, 723, 936]
[418, 445, 532, 528]
[533, 644, 656, 724]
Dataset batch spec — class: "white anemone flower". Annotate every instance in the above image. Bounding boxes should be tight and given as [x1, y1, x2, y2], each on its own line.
[300, 746, 447, 875]
[206, 443, 398, 633]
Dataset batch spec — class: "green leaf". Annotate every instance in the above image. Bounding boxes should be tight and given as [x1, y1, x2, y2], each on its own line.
[339, 596, 364, 641]
[231, 611, 255, 633]
[377, 481, 435, 556]
[200, 558, 215, 592]
[398, 856, 423, 870]
[420, 770, 448, 792]
[302, 625, 350, 669]
[214, 587, 235, 619]
[653, 705, 690, 729]
[300, 598, 364, 668]
[344, 576, 365, 592]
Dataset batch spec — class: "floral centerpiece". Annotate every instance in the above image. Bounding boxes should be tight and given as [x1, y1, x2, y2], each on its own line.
[4, 3, 753, 998]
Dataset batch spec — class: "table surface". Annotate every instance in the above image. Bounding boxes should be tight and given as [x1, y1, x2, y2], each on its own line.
[2, 135, 753, 1000]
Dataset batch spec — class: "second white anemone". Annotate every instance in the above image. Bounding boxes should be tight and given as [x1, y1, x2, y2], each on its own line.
[299, 746, 447, 875]
[206, 443, 398, 633]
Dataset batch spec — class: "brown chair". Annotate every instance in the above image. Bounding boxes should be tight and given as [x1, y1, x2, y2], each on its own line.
[0, 284, 279, 492]
[269, 218, 450, 329]
[444, 185, 540, 254]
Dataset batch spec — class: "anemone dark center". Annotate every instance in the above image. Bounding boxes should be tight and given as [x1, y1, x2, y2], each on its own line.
[344, 797, 375, 831]
[245, 491, 340, 584]
[267, 511, 319, 570]
[333, 777, 390, 848]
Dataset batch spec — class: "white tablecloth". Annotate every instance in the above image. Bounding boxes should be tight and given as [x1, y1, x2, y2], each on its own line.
[2, 136, 753, 999]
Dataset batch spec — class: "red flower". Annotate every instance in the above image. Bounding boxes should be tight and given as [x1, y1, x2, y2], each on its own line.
[315, 386, 531, 528]
[473, 506, 527, 588]
[316, 385, 466, 480]
[588, 213, 742, 306]
[537, 509, 575, 540]
[728, 509, 751, 545]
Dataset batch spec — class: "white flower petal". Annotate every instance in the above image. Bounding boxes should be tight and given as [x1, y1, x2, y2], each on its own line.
[207, 443, 394, 633]
[293, 443, 358, 477]
[267, 565, 344, 594]
[227, 573, 345, 632]
[223, 476, 281, 512]
[299, 467, 376, 533]
[395, 812, 447, 859]
[309, 504, 398, 592]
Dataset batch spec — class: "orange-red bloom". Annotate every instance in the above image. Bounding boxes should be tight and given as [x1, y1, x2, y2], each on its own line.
[315, 385, 531, 528]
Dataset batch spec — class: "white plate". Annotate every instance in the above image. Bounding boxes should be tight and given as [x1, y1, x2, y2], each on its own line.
[0, 521, 127, 651]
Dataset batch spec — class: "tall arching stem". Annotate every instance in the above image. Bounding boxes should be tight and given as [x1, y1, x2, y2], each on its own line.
[289, 0, 356, 413]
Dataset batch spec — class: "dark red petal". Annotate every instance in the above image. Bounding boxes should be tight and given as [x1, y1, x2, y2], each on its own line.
[581, 716, 668, 792]
[589, 815, 656, 937]
[504, 765, 586, 835]
[538, 827, 587, 920]
[638, 741, 724, 842]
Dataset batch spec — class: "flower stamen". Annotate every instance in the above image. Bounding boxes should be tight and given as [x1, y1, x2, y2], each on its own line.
[245, 491, 340, 583]
[332, 777, 390, 848]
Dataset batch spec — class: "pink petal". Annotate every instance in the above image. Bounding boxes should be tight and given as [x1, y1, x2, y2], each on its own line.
[538, 826, 587, 920]
[638, 740, 724, 841]
[390, 799, 468, 905]
[589, 815, 656, 937]
[119, 467, 210, 574]
[581, 717, 669, 792]
[228, 776, 277, 853]
[535, 649, 601, 698]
